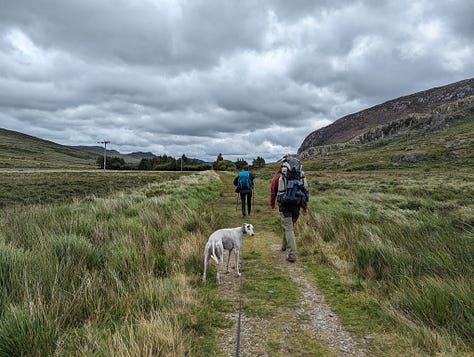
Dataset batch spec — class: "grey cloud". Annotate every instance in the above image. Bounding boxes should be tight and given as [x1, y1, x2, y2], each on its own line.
[0, 0, 473, 162]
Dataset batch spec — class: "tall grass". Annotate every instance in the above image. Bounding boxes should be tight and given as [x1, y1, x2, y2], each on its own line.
[299, 169, 474, 352]
[0, 171, 223, 356]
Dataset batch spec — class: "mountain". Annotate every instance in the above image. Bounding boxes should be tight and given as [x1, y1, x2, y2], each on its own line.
[0, 128, 99, 169]
[126, 151, 156, 159]
[69, 146, 121, 157]
[69, 146, 154, 162]
[299, 78, 474, 153]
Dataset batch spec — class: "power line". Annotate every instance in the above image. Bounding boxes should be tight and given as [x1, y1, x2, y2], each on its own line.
[97, 140, 110, 170]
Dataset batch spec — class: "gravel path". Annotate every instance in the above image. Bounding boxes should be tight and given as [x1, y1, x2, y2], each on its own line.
[215, 235, 366, 356]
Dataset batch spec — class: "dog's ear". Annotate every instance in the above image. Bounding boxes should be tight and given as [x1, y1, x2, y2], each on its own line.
[241, 224, 246, 233]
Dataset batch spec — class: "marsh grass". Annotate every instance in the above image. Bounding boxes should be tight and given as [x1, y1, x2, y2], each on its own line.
[0, 171, 223, 356]
[299, 168, 474, 352]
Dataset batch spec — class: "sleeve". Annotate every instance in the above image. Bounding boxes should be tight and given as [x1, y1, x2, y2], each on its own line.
[270, 173, 280, 209]
[233, 175, 238, 186]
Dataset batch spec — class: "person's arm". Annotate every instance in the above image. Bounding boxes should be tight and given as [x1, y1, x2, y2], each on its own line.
[270, 173, 280, 209]
[233, 176, 238, 186]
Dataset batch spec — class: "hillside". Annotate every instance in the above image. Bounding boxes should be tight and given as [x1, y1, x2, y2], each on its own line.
[299, 78, 474, 153]
[69, 146, 156, 162]
[0, 128, 99, 169]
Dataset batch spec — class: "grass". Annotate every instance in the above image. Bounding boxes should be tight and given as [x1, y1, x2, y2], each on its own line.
[297, 167, 474, 354]
[0, 149, 472, 355]
[0, 170, 192, 208]
[0, 170, 227, 356]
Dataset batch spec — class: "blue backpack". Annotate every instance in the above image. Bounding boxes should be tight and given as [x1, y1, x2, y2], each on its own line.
[277, 156, 308, 207]
[238, 171, 253, 191]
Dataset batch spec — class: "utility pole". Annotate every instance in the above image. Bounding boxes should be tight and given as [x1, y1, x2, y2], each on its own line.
[98, 140, 110, 170]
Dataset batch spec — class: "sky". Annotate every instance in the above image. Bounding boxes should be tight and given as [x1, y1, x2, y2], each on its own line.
[1, 0, 473, 163]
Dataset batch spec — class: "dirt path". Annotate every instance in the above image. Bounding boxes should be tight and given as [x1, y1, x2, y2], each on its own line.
[210, 172, 367, 356]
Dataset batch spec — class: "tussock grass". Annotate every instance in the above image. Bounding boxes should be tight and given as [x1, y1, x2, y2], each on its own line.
[299, 168, 474, 353]
[0, 171, 223, 356]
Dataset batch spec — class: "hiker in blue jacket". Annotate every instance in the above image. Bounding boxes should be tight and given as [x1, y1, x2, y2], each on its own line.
[233, 165, 256, 217]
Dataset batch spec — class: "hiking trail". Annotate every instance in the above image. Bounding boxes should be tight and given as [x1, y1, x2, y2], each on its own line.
[211, 172, 367, 356]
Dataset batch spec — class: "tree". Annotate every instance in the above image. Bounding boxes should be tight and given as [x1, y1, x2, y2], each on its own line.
[97, 156, 126, 170]
[252, 156, 266, 168]
[235, 158, 248, 170]
[213, 153, 224, 170]
[216, 159, 236, 171]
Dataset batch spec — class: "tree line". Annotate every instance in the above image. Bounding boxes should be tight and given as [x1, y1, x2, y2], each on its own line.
[97, 154, 265, 171]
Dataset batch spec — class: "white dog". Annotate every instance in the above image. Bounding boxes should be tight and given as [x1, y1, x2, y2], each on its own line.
[202, 223, 255, 285]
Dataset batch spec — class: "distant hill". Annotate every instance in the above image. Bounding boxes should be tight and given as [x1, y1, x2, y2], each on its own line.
[0, 128, 209, 170]
[298, 78, 474, 170]
[0, 128, 99, 169]
[299, 78, 474, 153]
[69, 146, 155, 162]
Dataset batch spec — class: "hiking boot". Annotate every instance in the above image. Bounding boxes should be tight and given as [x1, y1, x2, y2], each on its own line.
[286, 256, 296, 263]
[281, 245, 288, 252]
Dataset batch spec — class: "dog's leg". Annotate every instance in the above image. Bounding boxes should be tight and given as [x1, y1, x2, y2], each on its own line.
[226, 248, 233, 273]
[217, 254, 223, 285]
[235, 249, 241, 276]
[202, 248, 209, 284]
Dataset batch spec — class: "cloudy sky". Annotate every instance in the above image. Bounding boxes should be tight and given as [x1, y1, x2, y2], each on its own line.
[1, 0, 473, 162]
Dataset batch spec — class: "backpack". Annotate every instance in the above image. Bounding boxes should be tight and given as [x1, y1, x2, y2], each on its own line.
[277, 156, 308, 207]
[237, 170, 253, 191]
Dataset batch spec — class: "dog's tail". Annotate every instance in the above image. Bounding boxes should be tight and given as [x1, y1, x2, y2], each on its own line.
[210, 241, 219, 264]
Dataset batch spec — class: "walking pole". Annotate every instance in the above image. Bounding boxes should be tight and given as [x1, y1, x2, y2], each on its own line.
[252, 186, 255, 208]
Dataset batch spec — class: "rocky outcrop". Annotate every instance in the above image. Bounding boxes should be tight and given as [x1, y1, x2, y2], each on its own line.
[391, 152, 429, 163]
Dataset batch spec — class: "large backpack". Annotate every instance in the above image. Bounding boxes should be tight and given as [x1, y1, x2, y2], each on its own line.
[277, 156, 308, 207]
[238, 170, 253, 191]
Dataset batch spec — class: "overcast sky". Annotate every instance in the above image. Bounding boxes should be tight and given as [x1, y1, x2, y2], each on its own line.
[1, 0, 473, 162]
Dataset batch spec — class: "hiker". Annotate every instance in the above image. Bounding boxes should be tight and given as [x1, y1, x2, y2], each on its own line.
[233, 165, 256, 218]
[270, 156, 309, 263]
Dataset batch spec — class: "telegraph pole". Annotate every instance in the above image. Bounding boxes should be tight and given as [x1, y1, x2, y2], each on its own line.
[98, 140, 110, 170]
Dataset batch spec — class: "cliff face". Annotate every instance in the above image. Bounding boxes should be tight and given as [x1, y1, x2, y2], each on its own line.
[298, 78, 474, 154]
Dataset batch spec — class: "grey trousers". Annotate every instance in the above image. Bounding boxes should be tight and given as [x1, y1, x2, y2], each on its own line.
[280, 213, 297, 259]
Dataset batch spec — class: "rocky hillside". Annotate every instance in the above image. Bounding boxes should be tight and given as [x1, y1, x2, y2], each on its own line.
[298, 78, 474, 154]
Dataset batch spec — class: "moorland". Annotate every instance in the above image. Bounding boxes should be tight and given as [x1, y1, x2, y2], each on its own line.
[0, 88, 473, 355]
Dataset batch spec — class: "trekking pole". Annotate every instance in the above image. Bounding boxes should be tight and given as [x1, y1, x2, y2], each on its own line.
[252, 187, 255, 207]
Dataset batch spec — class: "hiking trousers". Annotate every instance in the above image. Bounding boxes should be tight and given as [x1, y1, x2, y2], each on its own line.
[240, 191, 252, 216]
[280, 207, 299, 260]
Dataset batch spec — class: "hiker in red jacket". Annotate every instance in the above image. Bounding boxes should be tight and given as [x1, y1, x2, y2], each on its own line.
[270, 157, 308, 262]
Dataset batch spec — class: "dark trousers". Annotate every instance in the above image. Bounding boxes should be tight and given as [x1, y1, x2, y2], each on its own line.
[240, 191, 252, 216]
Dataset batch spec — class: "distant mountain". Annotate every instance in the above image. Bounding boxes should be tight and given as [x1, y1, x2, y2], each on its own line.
[126, 151, 156, 159]
[69, 146, 157, 162]
[299, 78, 474, 153]
[297, 78, 474, 170]
[0, 128, 98, 169]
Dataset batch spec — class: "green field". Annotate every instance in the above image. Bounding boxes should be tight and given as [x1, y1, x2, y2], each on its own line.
[0, 170, 191, 208]
[0, 114, 473, 355]
[0, 165, 472, 356]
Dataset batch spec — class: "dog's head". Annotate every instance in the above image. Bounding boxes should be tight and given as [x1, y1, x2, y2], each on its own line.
[242, 223, 254, 236]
